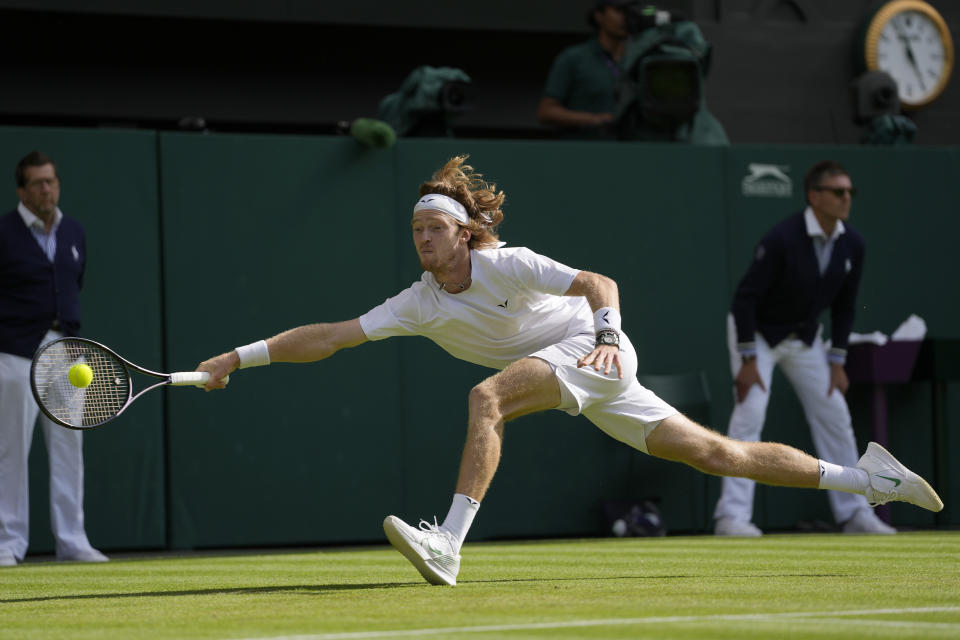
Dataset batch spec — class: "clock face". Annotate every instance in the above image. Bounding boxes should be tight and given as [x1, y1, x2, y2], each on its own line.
[870, 5, 953, 107]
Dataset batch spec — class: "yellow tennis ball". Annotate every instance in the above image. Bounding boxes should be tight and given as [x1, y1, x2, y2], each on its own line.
[68, 363, 93, 388]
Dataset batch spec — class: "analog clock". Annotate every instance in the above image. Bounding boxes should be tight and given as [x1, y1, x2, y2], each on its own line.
[862, 0, 954, 109]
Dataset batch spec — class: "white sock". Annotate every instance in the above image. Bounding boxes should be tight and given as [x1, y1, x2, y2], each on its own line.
[440, 493, 480, 553]
[818, 460, 869, 494]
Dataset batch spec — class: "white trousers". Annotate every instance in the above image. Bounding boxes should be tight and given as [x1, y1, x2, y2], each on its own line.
[0, 331, 95, 560]
[713, 315, 870, 525]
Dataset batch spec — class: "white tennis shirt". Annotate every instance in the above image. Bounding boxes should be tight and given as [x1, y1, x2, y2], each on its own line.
[359, 247, 593, 370]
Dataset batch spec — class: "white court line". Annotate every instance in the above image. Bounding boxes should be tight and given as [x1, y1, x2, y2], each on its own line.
[226, 606, 960, 640]
[789, 617, 960, 631]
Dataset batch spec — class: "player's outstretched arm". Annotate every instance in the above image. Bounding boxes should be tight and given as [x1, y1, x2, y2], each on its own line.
[197, 319, 368, 390]
[268, 318, 368, 362]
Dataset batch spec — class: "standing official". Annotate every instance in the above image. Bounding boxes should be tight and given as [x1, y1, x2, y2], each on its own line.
[0, 151, 107, 566]
[714, 160, 894, 536]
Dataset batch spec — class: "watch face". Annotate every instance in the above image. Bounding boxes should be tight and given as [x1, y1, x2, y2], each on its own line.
[867, 2, 954, 107]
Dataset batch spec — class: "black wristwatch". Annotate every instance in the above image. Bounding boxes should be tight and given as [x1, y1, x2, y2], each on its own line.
[596, 329, 620, 349]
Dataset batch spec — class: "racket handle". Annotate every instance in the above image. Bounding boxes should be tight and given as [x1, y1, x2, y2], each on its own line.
[170, 372, 208, 386]
[170, 372, 230, 387]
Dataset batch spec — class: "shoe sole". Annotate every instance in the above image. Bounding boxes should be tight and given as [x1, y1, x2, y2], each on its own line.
[383, 516, 456, 586]
[902, 472, 943, 512]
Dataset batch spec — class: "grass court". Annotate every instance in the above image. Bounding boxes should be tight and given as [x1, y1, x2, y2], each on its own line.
[3, 531, 958, 639]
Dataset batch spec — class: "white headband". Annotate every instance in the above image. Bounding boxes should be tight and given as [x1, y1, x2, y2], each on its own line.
[413, 194, 469, 225]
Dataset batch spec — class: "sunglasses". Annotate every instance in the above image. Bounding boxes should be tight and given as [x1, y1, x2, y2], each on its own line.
[814, 186, 857, 198]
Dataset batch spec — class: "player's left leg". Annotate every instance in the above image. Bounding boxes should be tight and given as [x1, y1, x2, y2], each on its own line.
[645, 414, 943, 513]
[384, 356, 561, 586]
[646, 413, 821, 487]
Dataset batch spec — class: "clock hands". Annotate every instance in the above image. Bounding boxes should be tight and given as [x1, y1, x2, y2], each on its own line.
[893, 18, 927, 92]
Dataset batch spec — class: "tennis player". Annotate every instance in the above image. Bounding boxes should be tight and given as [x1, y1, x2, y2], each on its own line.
[196, 156, 942, 586]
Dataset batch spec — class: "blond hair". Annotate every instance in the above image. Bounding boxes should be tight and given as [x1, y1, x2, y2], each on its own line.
[417, 155, 505, 249]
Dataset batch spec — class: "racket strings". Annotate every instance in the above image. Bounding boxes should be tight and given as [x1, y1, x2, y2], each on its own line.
[33, 340, 130, 428]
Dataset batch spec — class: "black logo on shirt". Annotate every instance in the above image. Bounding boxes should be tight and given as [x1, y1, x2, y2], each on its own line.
[497, 299, 509, 308]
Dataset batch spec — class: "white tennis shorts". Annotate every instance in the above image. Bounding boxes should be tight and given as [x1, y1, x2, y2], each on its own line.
[530, 332, 678, 454]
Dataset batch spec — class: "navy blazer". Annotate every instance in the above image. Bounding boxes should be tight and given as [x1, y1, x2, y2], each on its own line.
[731, 210, 865, 354]
[0, 208, 86, 358]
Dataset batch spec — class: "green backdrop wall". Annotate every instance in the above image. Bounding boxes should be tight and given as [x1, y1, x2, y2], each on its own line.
[4, 126, 958, 554]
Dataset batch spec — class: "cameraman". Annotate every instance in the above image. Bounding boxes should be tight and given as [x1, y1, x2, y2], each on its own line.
[536, 0, 632, 136]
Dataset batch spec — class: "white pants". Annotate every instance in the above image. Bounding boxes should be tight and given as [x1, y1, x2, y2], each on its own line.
[0, 331, 96, 561]
[713, 315, 870, 525]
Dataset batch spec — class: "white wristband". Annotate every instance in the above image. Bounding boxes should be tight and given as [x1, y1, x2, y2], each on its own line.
[594, 307, 622, 333]
[235, 340, 270, 369]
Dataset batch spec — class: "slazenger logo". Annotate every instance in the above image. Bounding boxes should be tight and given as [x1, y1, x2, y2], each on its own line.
[741, 163, 793, 198]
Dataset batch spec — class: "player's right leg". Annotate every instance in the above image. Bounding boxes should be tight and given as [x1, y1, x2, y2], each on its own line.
[384, 356, 562, 586]
[455, 356, 562, 500]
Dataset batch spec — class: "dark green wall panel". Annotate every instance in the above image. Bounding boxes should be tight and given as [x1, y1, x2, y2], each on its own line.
[1, 126, 165, 553]
[158, 133, 403, 548]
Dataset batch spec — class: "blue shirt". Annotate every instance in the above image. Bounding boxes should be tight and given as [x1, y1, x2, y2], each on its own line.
[18, 201, 63, 262]
[804, 206, 846, 276]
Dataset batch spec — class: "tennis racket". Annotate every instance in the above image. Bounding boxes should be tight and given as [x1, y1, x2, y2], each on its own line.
[30, 337, 226, 430]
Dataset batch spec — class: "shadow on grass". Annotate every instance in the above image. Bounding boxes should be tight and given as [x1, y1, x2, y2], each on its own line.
[3, 572, 851, 603]
[0, 582, 416, 603]
[463, 573, 848, 584]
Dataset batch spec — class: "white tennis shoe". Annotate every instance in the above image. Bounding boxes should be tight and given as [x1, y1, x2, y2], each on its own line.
[714, 517, 763, 537]
[0, 548, 17, 567]
[58, 548, 109, 563]
[383, 515, 461, 586]
[857, 442, 943, 512]
[842, 508, 897, 534]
